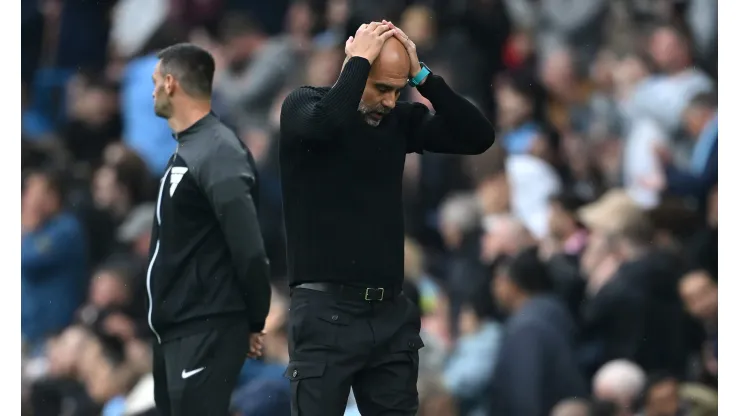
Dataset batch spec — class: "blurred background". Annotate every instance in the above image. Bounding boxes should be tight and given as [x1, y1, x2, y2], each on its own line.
[20, 0, 718, 415]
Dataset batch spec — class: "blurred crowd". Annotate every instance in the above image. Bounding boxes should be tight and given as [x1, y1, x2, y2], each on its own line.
[20, 0, 718, 415]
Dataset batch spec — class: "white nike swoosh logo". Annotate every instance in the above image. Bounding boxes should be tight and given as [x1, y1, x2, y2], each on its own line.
[181, 367, 205, 379]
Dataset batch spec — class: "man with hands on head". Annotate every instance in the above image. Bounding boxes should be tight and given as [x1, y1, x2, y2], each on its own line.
[279, 21, 495, 416]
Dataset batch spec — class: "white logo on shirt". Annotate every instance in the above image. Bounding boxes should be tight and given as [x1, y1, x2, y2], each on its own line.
[181, 367, 205, 379]
[169, 167, 189, 196]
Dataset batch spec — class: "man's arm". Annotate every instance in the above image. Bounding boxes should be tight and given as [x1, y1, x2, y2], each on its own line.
[405, 75, 496, 155]
[280, 57, 370, 140]
[198, 139, 271, 332]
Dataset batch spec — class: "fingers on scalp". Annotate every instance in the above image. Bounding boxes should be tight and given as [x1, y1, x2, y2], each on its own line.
[374, 24, 390, 34]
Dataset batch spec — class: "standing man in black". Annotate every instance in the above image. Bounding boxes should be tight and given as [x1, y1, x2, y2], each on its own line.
[279, 21, 496, 416]
[147, 43, 272, 416]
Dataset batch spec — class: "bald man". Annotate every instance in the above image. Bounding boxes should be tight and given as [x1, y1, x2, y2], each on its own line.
[279, 21, 495, 416]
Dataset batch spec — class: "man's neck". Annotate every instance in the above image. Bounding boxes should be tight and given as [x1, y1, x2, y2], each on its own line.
[168, 102, 211, 134]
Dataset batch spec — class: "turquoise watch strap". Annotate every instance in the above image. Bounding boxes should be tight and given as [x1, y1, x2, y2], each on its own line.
[409, 63, 431, 87]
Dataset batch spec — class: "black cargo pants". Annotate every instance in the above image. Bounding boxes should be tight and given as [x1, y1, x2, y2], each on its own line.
[285, 286, 424, 416]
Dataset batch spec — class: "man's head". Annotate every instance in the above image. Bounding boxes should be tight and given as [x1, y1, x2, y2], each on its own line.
[683, 91, 717, 139]
[495, 73, 538, 130]
[439, 193, 482, 250]
[493, 247, 552, 313]
[358, 37, 410, 126]
[89, 260, 135, 309]
[578, 190, 653, 262]
[22, 168, 66, 219]
[548, 192, 586, 241]
[679, 269, 718, 323]
[219, 12, 266, 64]
[152, 43, 215, 119]
[399, 5, 436, 48]
[593, 360, 646, 413]
[649, 25, 692, 74]
[550, 398, 590, 416]
[639, 372, 680, 416]
[540, 48, 577, 100]
[481, 214, 534, 263]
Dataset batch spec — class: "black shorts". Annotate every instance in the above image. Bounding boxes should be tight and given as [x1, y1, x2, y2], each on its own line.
[152, 324, 248, 416]
[286, 288, 424, 416]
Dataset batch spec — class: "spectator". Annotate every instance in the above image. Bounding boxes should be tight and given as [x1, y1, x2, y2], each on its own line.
[490, 247, 587, 416]
[578, 190, 688, 377]
[442, 291, 502, 415]
[542, 191, 588, 322]
[636, 372, 684, 416]
[656, 91, 718, 208]
[22, 169, 88, 350]
[551, 399, 590, 416]
[213, 12, 301, 132]
[627, 25, 714, 135]
[439, 192, 490, 331]
[481, 214, 535, 265]
[26, 326, 98, 416]
[678, 269, 718, 379]
[592, 359, 646, 416]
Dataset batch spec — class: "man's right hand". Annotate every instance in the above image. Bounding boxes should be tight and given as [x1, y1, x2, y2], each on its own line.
[345, 22, 395, 64]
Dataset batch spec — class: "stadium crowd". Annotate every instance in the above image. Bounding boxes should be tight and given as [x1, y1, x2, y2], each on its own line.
[21, 0, 718, 415]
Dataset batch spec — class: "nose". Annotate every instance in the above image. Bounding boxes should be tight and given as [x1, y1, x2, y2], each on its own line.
[381, 94, 397, 110]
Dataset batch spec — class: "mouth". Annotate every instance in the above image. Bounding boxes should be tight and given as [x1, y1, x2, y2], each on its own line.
[368, 112, 385, 121]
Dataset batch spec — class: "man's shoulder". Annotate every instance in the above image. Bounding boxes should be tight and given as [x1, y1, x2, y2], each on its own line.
[283, 85, 330, 106]
[182, 125, 247, 171]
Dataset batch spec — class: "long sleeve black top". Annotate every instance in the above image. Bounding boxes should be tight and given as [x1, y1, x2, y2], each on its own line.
[279, 57, 495, 289]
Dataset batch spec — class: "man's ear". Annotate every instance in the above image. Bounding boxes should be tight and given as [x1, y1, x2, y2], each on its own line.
[164, 74, 176, 95]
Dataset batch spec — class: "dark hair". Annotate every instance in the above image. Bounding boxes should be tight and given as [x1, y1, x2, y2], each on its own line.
[550, 191, 587, 215]
[95, 257, 137, 286]
[91, 330, 127, 368]
[23, 167, 68, 203]
[498, 247, 553, 295]
[499, 71, 548, 123]
[688, 91, 717, 111]
[112, 150, 155, 205]
[157, 43, 216, 98]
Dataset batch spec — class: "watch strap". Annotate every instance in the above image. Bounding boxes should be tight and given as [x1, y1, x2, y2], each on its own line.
[409, 63, 431, 87]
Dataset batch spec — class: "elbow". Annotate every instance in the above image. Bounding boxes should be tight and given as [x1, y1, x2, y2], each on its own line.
[469, 129, 496, 155]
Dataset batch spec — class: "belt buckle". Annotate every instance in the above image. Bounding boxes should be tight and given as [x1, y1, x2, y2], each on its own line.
[364, 287, 385, 301]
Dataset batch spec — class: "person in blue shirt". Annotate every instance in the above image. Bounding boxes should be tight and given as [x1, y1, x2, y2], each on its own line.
[22, 168, 87, 350]
[656, 91, 718, 209]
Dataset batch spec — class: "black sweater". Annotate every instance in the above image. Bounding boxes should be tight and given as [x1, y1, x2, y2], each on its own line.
[278, 57, 495, 289]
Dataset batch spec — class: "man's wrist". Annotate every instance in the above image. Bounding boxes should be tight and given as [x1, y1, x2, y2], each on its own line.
[409, 62, 431, 87]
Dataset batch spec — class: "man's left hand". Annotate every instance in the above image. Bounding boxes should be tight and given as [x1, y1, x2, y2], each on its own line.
[247, 332, 265, 358]
[383, 20, 425, 83]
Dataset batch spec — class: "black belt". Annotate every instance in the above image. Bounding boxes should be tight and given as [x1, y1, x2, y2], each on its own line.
[293, 282, 399, 302]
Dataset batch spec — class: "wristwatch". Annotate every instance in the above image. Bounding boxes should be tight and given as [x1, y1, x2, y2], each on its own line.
[408, 62, 431, 87]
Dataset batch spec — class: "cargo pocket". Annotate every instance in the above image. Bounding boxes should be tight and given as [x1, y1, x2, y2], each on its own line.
[284, 361, 326, 416]
[391, 333, 425, 391]
[310, 309, 352, 348]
